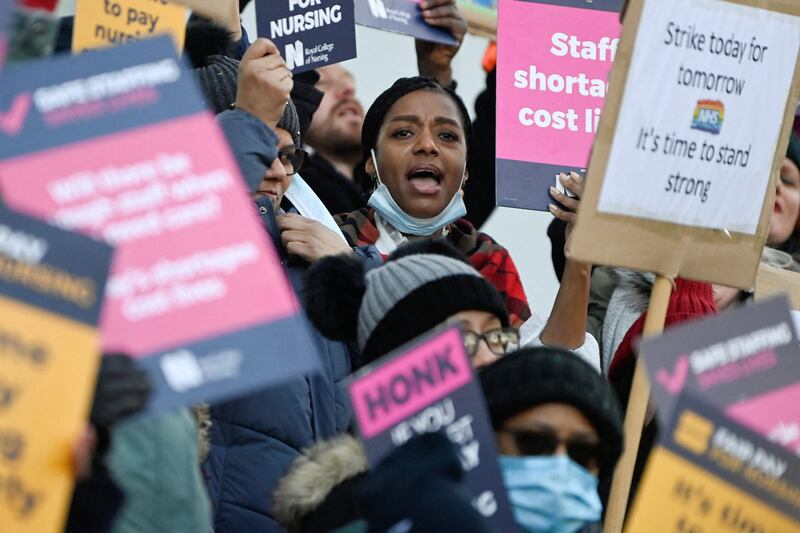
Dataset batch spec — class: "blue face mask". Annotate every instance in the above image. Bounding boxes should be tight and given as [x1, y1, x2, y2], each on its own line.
[367, 149, 467, 236]
[499, 455, 602, 533]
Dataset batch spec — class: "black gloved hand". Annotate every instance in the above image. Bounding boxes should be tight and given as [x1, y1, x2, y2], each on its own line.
[90, 354, 153, 429]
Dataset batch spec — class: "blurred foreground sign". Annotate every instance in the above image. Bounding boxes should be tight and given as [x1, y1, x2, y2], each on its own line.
[0, 38, 322, 414]
[627, 393, 800, 532]
[0, 207, 112, 533]
[641, 295, 800, 455]
[72, 0, 188, 53]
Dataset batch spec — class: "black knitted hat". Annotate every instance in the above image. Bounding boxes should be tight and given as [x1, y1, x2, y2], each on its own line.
[194, 54, 239, 115]
[479, 347, 624, 477]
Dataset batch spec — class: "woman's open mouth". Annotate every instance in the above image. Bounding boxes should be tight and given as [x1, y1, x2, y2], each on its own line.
[406, 165, 443, 195]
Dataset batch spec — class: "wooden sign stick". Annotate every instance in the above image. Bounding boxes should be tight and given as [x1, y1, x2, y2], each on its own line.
[604, 274, 673, 533]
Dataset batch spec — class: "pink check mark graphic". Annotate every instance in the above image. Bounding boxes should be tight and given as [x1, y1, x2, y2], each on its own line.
[656, 355, 690, 395]
[0, 93, 32, 136]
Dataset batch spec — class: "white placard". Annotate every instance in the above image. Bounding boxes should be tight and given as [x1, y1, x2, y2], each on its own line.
[597, 0, 800, 234]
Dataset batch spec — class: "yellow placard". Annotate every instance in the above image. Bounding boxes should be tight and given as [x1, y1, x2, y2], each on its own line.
[72, 0, 188, 54]
[0, 296, 100, 533]
[627, 448, 800, 532]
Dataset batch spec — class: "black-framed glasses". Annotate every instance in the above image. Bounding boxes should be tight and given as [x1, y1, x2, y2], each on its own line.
[462, 327, 520, 357]
[500, 428, 602, 470]
[278, 146, 309, 175]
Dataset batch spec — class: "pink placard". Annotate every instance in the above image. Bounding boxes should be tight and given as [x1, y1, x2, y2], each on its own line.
[349, 328, 472, 439]
[0, 112, 298, 356]
[727, 383, 800, 455]
[496, 1, 620, 168]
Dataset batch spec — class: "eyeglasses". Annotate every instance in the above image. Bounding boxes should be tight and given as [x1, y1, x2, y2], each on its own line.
[500, 428, 601, 470]
[462, 327, 520, 357]
[278, 146, 309, 175]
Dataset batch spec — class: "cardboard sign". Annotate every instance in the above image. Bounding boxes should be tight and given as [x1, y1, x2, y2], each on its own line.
[0, 207, 112, 533]
[755, 263, 800, 310]
[569, 0, 800, 289]
[355, 0, 458, 45]
[627, 393, 800, 532]
[347, 326, 516, 531]
[256, 0, 357, 73]
[457, 0, 496, 39]
[72, 0, 188, 53]
[0, 37, 322, 413]
[496, 0, 621, 211]
[641, 296, 800, 455]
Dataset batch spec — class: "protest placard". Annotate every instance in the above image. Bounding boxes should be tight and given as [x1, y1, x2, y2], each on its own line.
[0, 206, 112, 533]
[641, 295, 800, 455]
[355, 0, 458, 45]
[566, 2, 800, 529]
[0, 37, 322, 413]
[256, 0, 357, 72]
[72, 0, 188, 53]
[570, 0, 800, 289]
[457, 0, 496, 39]
[627, 393, 800, 532]
[496, 0, 621, 211]
[347, 326, 516, 530]
[755, 263, 800, 310]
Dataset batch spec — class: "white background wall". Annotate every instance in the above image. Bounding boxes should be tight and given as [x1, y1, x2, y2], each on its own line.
[55, 0, 561, 314]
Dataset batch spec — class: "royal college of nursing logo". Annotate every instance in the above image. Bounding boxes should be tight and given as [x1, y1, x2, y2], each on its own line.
[691, 99, 725, 135]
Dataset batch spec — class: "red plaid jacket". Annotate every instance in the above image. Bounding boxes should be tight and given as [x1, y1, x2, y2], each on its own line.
[334, 208, 532, 326]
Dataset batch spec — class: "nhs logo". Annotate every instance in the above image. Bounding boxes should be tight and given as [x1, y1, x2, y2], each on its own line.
[691, 100, 725, 135]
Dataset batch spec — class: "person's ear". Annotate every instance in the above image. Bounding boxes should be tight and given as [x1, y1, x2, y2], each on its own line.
[365, 154, 377, 178]
[463, 168, 469, 185]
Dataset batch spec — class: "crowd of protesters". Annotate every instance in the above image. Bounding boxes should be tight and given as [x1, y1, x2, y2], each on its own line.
[6, 0, 797, 531]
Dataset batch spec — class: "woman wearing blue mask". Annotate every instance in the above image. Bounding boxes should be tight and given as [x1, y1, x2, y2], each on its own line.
[479, 347, 624, 533]
[333, 76, 534, 327]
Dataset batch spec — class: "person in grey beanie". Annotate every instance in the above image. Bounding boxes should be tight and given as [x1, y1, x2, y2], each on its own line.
[305, 239, 519, 368]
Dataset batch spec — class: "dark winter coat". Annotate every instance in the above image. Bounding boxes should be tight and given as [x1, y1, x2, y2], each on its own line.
[301, 153, 370, 216]
[204, 110, 380, 531]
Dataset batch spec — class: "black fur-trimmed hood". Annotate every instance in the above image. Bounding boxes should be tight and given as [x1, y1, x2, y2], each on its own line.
[273, 434, 368, 532]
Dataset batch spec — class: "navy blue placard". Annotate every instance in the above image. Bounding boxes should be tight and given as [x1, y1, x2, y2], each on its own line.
[0, 205, 112, 326]
[355, 0, 458, 45]
[256, 0, 358, 72]
[0, 36, 205, 160]
[140, 315, 322, 414]
[346, 327, 516, 531]
[496, 158, 587, 211]
[641, 296, 800, 426]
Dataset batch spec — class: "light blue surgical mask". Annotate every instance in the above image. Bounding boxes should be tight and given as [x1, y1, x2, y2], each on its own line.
[367, 149, 467, 236]
[499, 454, 602, 533]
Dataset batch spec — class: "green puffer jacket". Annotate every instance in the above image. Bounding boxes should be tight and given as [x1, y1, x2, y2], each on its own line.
[107, 409, 212, 533]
